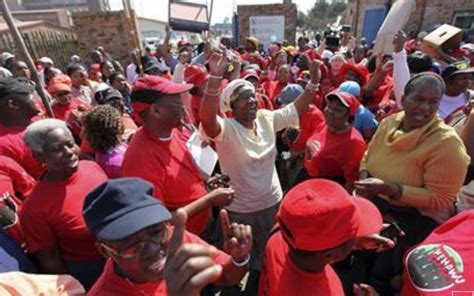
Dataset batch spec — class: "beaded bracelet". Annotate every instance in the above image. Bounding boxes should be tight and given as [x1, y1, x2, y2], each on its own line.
[204, 88, 221, 96]
[232, 254, 250, 267]
[306, 81, 320, 93]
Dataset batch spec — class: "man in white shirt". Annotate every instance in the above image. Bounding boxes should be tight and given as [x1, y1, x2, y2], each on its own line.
[439, 61, 474, 122]
[126, 50, 139, 85]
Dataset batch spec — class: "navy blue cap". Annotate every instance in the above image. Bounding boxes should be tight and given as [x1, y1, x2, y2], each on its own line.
[83, 178, 172, 241]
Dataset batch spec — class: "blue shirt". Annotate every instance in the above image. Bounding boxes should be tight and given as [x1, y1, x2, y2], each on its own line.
[0, 229, 36, 273]
[354, 106, 378, 134]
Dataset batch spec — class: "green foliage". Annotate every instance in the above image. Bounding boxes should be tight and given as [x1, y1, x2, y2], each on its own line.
[297, 0, 348, 31]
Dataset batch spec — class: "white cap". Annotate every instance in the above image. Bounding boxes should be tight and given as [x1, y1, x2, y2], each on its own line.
[322, 50, 334, 59]
[39, 57, 54, 65]
[1, 52, 14, 63]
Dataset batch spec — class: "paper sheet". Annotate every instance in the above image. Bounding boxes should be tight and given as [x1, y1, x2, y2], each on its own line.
[186, 131, 218, 178]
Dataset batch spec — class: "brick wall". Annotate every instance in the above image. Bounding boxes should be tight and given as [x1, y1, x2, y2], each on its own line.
[237, 3, 297, 46]
[72, 10, 140, 67]
[348, 0, 474, 38]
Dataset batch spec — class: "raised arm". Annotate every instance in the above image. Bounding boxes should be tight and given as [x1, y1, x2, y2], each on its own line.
[199, 53, 229, 139]
[162, 24, 172, 65]
[294, 59, 321, 118]
[392, 31, 410, 109]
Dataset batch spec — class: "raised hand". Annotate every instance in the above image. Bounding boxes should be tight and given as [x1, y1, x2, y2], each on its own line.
[393, 30, 407, 53]
[220, 209, 252, 263]
[165, 209, 222, 296]
[208, 52, 229, 78]
[309, 59, 322, 84]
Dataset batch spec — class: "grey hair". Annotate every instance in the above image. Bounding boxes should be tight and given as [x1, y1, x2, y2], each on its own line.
[404, 72, 446, 97]
[24, 119, 72, 153]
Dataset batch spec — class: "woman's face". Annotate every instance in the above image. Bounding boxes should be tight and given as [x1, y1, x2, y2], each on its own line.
[53, 91, 72, 105]
[278, 66, 290, 84]
[232, 89, 258, 124]
[330, 58, 344, 73]
[71, 69, 88, 87]
[402, 83, 442, 130]
[324, 98, 350, 129]
[102, 62, 115, 79]
[40, 128, 79, 175]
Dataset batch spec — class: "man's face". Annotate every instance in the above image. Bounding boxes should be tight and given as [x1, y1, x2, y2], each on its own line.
[112, 74, 128, 92]
[100, 223, 170, 283]
[11, 62, 31, 80]
[70, 69, 88, 87]
[154, 94, 185, 128]
[278, 66, 290, 84]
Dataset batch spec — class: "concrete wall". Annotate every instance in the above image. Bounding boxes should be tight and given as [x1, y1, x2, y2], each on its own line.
[138, 17, 166, 40]
[72, 10, 140, 67]
[12, 10, 73, 28]
[237, 3, 297, 46]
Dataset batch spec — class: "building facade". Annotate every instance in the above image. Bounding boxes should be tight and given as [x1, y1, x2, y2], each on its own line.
[21, 0, 110, 12]
[346, 0, 474, 42]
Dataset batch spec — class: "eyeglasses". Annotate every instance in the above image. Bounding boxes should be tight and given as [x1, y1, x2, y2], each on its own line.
[101, 226, 168, 260]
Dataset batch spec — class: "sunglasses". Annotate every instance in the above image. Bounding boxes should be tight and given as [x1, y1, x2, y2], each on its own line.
[101, 227, 168, 260]
[55, 92, 70, 97]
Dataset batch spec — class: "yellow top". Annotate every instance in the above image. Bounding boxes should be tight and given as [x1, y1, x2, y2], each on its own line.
[361, 112, 470, 222]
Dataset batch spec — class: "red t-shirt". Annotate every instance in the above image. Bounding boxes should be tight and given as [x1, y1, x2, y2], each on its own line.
[256, 92, 274, 110]
[21, 161, 107, 260]
[122, 127, 209, 235]
[289, 105, 325, 153]
[304, 126, 366, 184]
[0, 123, 44, 179]
[259, 231, 345, 296]
[88, 230, 231, 296]
[51, 97, 90, 121]
[401, 210, 474, 296]
[0, 156, 36, 245]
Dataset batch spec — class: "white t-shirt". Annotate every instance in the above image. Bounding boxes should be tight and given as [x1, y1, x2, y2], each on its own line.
[126, 64, 138, 85]
[200, 104, 299, 213]
[439, 92, 468, 120]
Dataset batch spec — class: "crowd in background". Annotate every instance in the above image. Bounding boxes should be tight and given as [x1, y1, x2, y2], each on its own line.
[0, 21, 473, 296]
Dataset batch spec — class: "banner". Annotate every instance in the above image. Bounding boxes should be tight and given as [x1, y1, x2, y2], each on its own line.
[249, 15, 285, 50]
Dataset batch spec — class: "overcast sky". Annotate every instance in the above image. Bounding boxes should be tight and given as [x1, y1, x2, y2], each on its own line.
[109, 0, 316, 24]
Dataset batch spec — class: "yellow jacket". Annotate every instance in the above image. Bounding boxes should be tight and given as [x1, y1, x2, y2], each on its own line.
[361, 112, 470, 222]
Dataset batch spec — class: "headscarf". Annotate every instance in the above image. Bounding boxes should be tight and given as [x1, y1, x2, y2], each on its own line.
[220, 79, 256, 113]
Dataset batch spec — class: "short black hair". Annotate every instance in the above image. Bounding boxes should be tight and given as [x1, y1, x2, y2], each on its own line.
[66, 64, 85, 77]
[404, 72, 445, 96]
[109, 72, 124, 84]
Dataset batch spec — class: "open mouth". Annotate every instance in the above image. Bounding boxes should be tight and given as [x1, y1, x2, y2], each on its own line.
[147, 252, 167, 273]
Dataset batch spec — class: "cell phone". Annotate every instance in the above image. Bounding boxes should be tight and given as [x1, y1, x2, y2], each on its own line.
[380, 222, 403, 240]
[207, 174, 231, 189]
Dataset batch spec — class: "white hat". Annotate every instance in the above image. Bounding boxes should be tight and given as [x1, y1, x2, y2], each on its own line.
[322, 50, 334, 60]
[39, 57, 54, 65]
[1, 52, 14, 64]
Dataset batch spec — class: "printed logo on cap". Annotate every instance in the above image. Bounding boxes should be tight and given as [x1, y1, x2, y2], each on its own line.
[406, 244, 466, 292]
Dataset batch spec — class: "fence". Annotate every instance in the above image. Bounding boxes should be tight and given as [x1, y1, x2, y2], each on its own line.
[0, 26, 77, 71]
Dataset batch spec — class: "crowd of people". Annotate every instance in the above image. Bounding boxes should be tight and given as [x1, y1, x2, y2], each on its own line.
[0, 21, 473, 296]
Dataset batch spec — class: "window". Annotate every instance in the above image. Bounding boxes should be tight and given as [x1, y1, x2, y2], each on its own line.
[452, 11, 474, 30]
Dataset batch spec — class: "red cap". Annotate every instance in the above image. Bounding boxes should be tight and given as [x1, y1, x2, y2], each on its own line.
[48, 74, 71, 87]
[89, 63, 100, 73]
[326, 91, 361, 116]
[184, 64, 209, 87]
[277, 179, 382, 251]
[48, 83, 71, 94]
[340, 63, 369, 86]
[240, 69, 260, 80]
[131, 76, 192, 121]
[132, 75, 193, 96]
